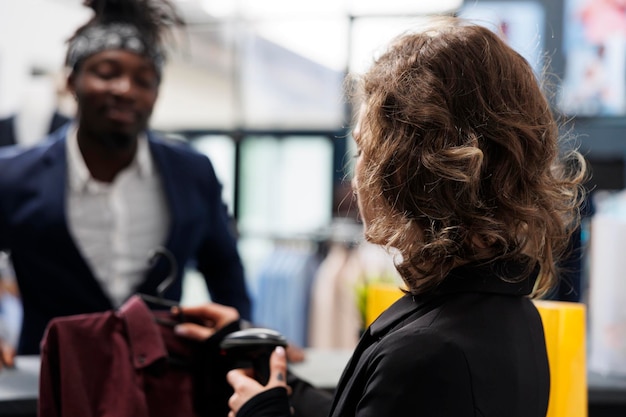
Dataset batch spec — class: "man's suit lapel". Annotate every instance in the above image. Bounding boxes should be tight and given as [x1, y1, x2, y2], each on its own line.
[40, 132, 70, 233]
[39, 129, 111, 303]
[141, 134, 185, 292]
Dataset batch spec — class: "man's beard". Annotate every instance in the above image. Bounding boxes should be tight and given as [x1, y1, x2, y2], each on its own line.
[97, 131, 137, 151]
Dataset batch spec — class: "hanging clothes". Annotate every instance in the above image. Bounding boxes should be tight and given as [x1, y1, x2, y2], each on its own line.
[39, 295, 235, 417]
[252, 243, 319, 347]
[308, 241, 402, 349]
[308, 243, 362, 349]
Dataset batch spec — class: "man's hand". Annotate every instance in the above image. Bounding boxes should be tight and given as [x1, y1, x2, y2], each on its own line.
[172, 303, 240, 341]
[0, 338, 15, 371]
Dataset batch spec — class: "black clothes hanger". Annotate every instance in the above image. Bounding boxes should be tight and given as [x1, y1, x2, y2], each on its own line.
[138, 246, 182, 326]
[139, 246, 178, 307]
[137, 247, 193, 369]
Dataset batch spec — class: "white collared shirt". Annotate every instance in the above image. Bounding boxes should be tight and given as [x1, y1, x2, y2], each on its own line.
[66, 126, 170, 307]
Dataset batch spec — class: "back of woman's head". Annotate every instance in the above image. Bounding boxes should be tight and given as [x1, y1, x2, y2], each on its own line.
[354, 17, 586, 297]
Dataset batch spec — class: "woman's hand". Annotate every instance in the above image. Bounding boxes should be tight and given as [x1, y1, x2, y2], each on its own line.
[172, 303, 240, 341]
[227, 346, 289, 417]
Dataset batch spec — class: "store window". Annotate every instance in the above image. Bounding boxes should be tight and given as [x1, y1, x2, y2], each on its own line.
[235, 134, 334, 287]
[238, 135, 334, 236]
[239, 19, 348, 130]
[190, 134, 237, 215]
[559, 0, 626, 116]
[458, 1, 546, 77]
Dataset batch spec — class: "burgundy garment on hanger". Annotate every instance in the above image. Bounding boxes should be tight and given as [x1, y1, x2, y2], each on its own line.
[39, 295, 233, 417]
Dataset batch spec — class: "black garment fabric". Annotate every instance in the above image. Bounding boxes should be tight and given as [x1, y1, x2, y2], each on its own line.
[288, 373, 333, 417]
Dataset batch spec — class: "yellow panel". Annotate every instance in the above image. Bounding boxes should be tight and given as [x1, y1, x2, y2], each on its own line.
[365, 284, 404, 327]
[533, 300, 587, 417]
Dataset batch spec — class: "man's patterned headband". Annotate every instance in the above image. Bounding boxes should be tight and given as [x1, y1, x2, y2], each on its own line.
[66, 23, 164, 77]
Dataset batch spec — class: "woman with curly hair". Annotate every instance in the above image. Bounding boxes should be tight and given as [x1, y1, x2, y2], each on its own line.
[178, 16, 587, 417]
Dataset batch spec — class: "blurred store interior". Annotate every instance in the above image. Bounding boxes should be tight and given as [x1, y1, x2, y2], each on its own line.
[2, 1, 626, 407]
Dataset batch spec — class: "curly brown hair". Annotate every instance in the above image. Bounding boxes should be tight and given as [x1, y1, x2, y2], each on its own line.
[352, 17, 586, 298]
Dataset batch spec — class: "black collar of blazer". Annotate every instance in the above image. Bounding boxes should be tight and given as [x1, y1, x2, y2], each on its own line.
[369, 258, 539, 337]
